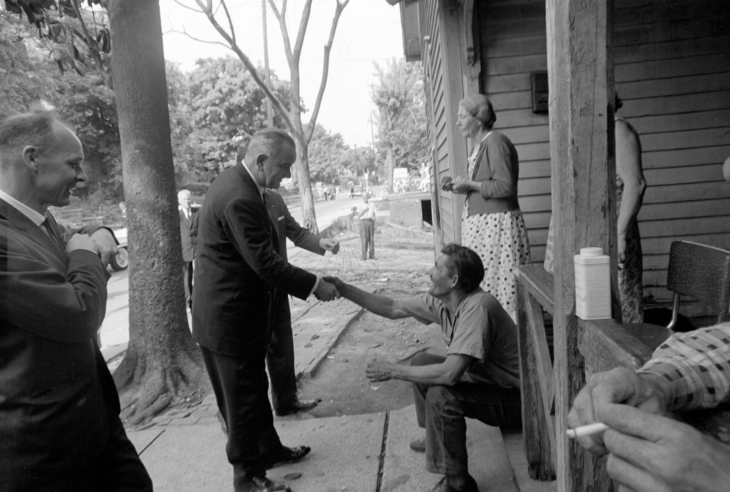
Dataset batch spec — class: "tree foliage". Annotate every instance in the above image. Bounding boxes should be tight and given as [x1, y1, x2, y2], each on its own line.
[372, 58, 428, 172]
[186, 57, 293, 173]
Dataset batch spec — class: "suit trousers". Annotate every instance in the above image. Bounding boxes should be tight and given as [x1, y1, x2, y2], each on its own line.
[266, 293, 298, 413]
[410, 352, 522, 476]
[183, 261, 193, 309]
[359, 219, 375, 259]
[25, 415, 152, 492]
[200, 345, 284, 488]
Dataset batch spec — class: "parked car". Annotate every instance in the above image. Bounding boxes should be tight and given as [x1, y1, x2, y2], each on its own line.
[110, 227, 128, 271]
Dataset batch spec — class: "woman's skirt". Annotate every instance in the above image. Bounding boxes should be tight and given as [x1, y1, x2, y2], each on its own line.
[461, 208, 531, 323]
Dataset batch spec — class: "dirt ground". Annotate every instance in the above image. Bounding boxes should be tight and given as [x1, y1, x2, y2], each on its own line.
[298, 224, 446, 418]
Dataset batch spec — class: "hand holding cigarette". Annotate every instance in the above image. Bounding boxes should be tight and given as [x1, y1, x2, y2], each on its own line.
[566, 422, 609, 438]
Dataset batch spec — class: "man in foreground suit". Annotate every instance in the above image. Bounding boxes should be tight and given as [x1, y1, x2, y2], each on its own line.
[0, 111, 152, 491]
[264, 189, 339, 416]
[193, 128, 340, 492]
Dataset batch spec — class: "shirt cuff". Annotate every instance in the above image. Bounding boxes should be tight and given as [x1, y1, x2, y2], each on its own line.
[309, 275, 321, 298]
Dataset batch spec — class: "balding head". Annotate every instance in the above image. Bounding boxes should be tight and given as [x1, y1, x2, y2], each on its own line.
[243, 128, 296, 189]
[0, 112, 85, 213]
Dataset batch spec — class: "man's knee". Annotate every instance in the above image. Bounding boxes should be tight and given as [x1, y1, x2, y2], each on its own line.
[425, 385, 462, 417]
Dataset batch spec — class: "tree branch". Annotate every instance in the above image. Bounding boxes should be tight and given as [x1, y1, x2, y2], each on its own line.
[69, 0, 111, 86]
[219, 0, 235, 46]
[172, 0, 204, 13]
[170, 26, 230, 49]
[268, 0, 293, 68]
[194, 0, 295, 133]
[292, 0, 313, 66]
[305, 0, 349, 143]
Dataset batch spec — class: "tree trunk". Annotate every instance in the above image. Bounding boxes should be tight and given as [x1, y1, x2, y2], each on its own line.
[107, 0, 205, 425]
[293, 134, 318, 233]
[385, 145, 395, 194]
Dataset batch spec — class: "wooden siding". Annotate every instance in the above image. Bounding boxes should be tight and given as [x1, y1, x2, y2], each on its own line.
[478, 0, 551, 262]
[422, 0, 469, 247]
[474, 0, 730, 315]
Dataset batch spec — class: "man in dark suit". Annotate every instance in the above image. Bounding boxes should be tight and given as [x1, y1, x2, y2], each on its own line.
[0, 111, 152, 491]
[192, 128, 340, 492]
[178, 188, 195, 309]
[264, 189, 340, 416]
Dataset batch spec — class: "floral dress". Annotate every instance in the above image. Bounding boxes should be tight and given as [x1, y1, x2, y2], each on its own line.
[461, 145, 531, 323]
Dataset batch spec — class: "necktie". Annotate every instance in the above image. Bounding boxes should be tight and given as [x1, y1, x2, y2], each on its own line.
[42, 217, 65, 252]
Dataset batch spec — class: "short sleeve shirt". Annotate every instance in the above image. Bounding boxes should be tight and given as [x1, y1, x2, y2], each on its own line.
[400, 289, 520, 388]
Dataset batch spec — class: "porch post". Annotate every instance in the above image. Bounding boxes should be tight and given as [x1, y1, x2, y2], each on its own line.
[545, 0, 619, 490]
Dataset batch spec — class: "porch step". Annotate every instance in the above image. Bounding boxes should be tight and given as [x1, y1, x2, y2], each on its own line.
[381, 405, 519, 492]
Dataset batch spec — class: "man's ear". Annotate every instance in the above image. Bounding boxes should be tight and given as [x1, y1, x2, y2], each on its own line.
[22, 146, 39, 172]
[256, 153, 268, 168]
[449, 274, 459, 290]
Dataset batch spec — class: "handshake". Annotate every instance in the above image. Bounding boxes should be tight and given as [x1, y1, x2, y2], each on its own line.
[313, 276, 345, 302]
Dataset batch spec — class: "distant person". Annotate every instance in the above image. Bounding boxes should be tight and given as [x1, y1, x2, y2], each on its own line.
[443, 94, 531, 323]
[178, 189, 195, 310]
[545, 94, 647, 323]
[356, 193, 376, 260]
[264, 188, 340, 416]
[119, 200, 127, 226]
[192, 128, 340, 492]
[327, 244, 521, 492]
[0, 111, 152, 490]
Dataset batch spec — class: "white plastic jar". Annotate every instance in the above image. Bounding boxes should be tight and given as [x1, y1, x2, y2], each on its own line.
[574, 247, 611, 320]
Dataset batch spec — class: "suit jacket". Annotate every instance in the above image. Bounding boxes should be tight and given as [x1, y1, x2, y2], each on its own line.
[192, 164, 318, 356]
[179, 208, 195, 262]
[0, 199, 119, 491]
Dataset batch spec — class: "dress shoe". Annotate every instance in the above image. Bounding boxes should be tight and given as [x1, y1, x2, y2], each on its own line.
[239, 476, 291, 492]
[409, 437, 426, 453]
[263, 445, 311, 469]
[275, 398, 320, 416]
[429, 475, 479, 492]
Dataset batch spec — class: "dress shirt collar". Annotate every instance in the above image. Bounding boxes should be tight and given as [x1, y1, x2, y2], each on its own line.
[0, 189, 46, 226]
[241, 161, 265, 198]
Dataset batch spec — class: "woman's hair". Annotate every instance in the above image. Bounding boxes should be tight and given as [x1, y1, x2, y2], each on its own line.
[460, 94, 497, 129]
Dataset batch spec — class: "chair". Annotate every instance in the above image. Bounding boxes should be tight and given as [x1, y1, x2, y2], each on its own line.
[665, 240, 730, 328]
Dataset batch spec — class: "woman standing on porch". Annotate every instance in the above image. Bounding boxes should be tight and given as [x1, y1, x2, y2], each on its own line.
[446, 94, 531, 322]
[545, 95, 646, 323]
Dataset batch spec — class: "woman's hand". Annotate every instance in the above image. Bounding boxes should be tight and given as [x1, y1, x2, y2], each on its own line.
[451, 176, 476, 195]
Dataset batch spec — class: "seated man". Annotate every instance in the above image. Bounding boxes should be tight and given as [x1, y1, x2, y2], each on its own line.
[568, 322, 730, 492]
[327, 244, 521, 492]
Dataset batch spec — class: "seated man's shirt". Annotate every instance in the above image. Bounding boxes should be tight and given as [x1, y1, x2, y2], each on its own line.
[400, 288, 520, 388]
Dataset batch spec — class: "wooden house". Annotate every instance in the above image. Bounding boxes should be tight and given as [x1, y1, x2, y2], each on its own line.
[390, 0, 730, 319]
[388, 0, 730, 490]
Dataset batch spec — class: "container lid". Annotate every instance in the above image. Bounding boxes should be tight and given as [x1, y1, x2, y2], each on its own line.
[580, 247, 603, 256]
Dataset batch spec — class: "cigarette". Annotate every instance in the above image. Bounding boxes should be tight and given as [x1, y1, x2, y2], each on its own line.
[566, 422, 610, 438]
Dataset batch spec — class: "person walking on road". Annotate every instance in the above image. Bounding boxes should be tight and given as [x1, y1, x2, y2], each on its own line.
[356, 193, 376, 260]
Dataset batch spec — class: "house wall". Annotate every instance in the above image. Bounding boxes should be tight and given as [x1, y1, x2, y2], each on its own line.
[474, 0, 730, 314]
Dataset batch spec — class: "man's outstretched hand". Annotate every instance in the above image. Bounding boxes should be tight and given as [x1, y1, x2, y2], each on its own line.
[320, 238, 340, 254]
[314, 278, 340, 302]
[90, 228, 118, 267]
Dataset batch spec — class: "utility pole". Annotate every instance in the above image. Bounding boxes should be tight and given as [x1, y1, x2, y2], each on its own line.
[262, 0, 274, 127]
[369, 111, 376, 152]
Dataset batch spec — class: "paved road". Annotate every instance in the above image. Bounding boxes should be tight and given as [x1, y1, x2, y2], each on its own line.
[99, 195, 363, 354]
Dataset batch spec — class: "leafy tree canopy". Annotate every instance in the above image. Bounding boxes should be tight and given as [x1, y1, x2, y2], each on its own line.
[372, 58, 428, 172]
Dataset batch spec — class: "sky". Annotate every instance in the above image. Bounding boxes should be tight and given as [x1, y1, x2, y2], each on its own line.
[158, 0, 405, 148]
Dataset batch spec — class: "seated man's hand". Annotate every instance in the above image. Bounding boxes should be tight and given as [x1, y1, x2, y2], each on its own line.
[601, 404, 730, 492]
[314, 278, 340, 302]
[568, 367, 671, 455]
[320, 238, 340, 254]
[366, 358, 393, 383]
[66, 233, 100, 256]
